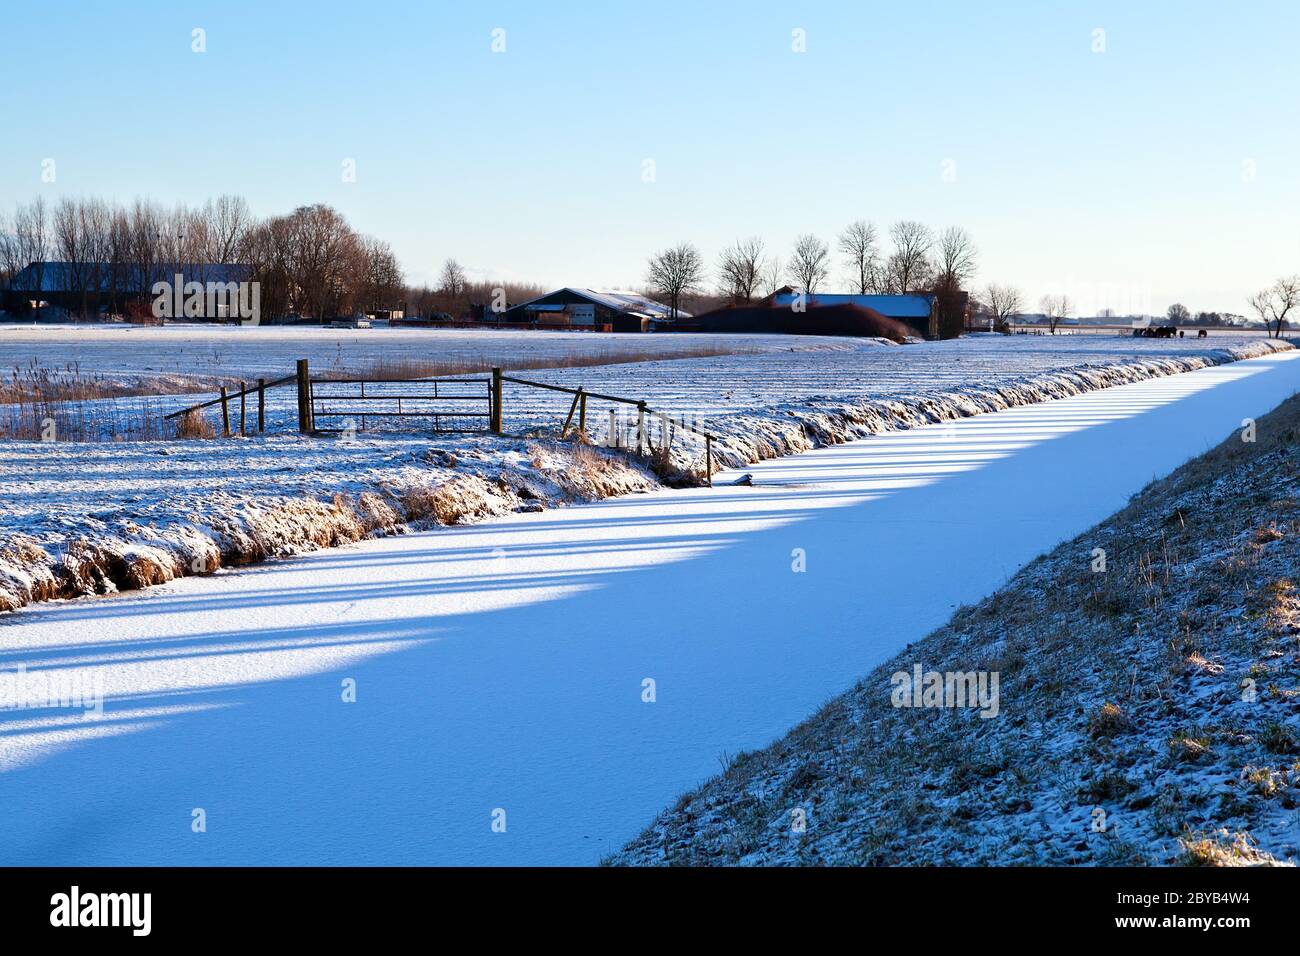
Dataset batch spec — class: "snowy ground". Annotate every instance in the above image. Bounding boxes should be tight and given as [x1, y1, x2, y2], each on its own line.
[1, 348, 1297, 865]
[0, 323, 806, 393]
[102, 332, 1295, 438]
[0, 335, 1290, 613]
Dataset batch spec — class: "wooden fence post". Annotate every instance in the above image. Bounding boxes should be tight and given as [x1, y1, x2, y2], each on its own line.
[562, 390, 581, 436]
[239, 380, 247, 436]
[578, 392, 587, 435]
[636, 402, 646, 455]
[257, 378, 266, 433]
[219, 386, 230, 437]
[490, 367, 503, 434]
[296, 359, 312, 434]
[705, 436, 713, 488]
[609, 409, 618, 448]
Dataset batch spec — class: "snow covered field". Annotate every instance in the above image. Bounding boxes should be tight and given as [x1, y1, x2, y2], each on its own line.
[16, 331, 1290, 448]
[0, 335, 1290, 613]
[133, 333, 1297, 446]
[0, 324, 802, 391]
[2, 348, 1297, 865]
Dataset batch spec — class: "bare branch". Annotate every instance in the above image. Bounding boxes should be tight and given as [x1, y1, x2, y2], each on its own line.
[789, 233, 830, 294]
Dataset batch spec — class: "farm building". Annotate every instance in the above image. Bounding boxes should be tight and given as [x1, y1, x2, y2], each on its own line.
[496, 288, 687, 333]
[766, 287, 940, 339]
[692, 302, 913, 341]
[3, 261, 252, 319]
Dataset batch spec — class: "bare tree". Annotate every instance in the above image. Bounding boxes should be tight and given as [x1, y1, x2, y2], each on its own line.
[645, 242, 705, 319]
[128, 198, 164, 299]
[1249, 277, 1300, 338]
[202, 195, 254, 263]
[358, 237, 404, 312]
[884, 220, 934, 293]
[1166, 302, 1191, 325]
[762, 256, 784, 296]
[22, 199, 50, 287]
[10, 199, 50, 311]
[838, 220, 880, 294]
[789, 233, 830, 294]
[83, 199, 113, 308]
[438, 258, 467, 298]
[935, 226, 978, 291]
[1248, 289, 1273, 333]
[154, 203, 199, 277]
[985, 283, 1022, 331]
[1269, 277, 1298, 338]
[1039, 293, 1072, 334]
[53, 199, 92, 317]
[716, 236, 765, 303]
[107, 205, 131, 310]
[246, 215, 294, 320]
[182, 206, 209, 280]
[0, 210, 17, 288]
[280, 204, 362, 320]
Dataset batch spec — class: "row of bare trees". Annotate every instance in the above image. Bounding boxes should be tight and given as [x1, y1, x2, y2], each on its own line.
[646, 221, 980, 323]
[983, 284, 1024, 331]
[975, 287, 1072, 333]
[403, 258, 547, 322]
[978, 284, 1296, 335]
[0, 198, 50, 300]
[826, 220, 977, 297]
[0, 195, 404, 321]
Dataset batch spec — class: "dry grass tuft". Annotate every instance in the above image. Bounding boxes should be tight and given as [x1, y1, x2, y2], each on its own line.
[1177, 830, 1291, 867]
[326, 343, 760, 383]
[1088, 702, 1131, 739]
[1168, 733, 1211, 761]
[569, 441, 620, 481]
[175, 409, 216, 439]
[1253, 524, 1285, 544]
[1258, 721, 1300, 755]
[397, 476, 503, 526]
[1185, 652, 1224, 675]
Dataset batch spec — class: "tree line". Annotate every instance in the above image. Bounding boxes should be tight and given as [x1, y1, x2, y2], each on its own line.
[983, 289, 1293, 337]
[0, 195, 405, 321]
[403, 258, 546, 323]
[645, 221, 981, 333]
[8, 195, 1288, 335]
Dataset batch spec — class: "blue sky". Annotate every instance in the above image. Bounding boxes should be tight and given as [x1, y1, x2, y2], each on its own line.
[3, 0, 1298, 313]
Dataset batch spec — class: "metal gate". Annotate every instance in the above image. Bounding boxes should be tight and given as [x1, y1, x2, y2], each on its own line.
[309, 377, 493, 434]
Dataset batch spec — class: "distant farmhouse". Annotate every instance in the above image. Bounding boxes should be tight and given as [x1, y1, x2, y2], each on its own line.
[495, 288, 686, 333]
[766, 287, 941, 339]
[4, 261, 252, 319]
